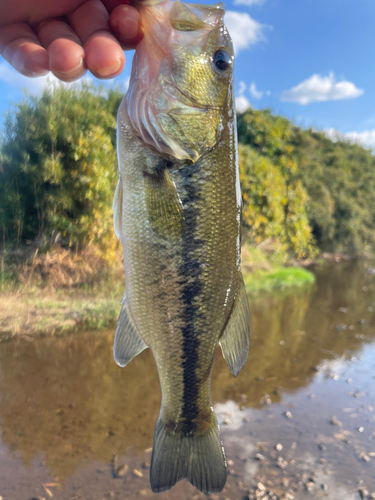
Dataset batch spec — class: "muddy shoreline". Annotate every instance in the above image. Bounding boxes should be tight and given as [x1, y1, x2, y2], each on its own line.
[0, 259, 374, 500]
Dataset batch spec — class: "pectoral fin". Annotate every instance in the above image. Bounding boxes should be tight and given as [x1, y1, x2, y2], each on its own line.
[114, 294, 148, 367]
[219, 276, 250, 378]
[145, 167, 183, 240]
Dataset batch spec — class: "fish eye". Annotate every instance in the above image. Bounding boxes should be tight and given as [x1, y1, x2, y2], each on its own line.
[212, 49, 232, 72]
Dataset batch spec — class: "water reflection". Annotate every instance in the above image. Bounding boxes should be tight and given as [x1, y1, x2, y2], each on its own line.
[0, 260, 374, 491]
[0, 332, 161, 480]
[214, 260, 375, 406]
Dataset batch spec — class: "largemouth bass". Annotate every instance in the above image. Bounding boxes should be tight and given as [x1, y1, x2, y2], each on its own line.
[113, 0, 250, 493]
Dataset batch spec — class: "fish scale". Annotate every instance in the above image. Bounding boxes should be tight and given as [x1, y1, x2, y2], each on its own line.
[113, 0, 250, 493]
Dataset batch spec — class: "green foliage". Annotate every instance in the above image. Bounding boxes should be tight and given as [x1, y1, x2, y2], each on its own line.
[238, 108, 375, 256]
[238, 109, 316, 258]
[0, 83, 124, 259]
[293, 128, 375, 255]
[243, 266, 315, 295]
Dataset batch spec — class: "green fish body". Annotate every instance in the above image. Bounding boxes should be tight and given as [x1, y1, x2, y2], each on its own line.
[113, 0, 250, 493]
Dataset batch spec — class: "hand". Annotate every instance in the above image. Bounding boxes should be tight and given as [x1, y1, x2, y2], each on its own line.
[0, 0, 142, 82]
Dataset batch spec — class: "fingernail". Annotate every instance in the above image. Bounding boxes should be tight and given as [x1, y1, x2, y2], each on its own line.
[58, 57, 84, 77]
[119, 17, 139, 40]
[115, 7, 139, 40]
[119, 4, 139, 20]
[96, 57, 123, 78]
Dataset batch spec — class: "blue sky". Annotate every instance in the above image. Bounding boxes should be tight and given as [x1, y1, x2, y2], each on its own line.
[1, 0, 374, 148]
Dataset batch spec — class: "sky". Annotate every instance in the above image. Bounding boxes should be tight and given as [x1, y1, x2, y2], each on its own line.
[1, 0, 375, 149]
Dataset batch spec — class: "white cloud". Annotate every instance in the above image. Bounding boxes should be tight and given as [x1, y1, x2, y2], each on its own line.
[225, 11, 268, 54]
[0, 63, 49, 94]
[324, 128, 341, 142]
[235, 80, 265, 111]
[249, 82, 263, 99]
[325, 127, 375, 150]
[344, 130, 375, 149]
[233, 0, 266, 6]
[238, 80, 247, 95]
[0, 62, 96, 96]
[281, 72, 364, 105]
[236, 80, 251, 112]
[45, 75, 94, 92]
[99, 76, 129, 91]
[236, 95, 251, 112]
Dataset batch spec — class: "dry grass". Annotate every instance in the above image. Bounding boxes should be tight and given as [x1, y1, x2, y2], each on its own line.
[0, 290, 123, 341]
[15, 244, 124, 289]
[0, 245, 125, 341]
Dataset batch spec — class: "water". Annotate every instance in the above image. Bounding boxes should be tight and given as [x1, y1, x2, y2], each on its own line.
[0, 260, 374, 500]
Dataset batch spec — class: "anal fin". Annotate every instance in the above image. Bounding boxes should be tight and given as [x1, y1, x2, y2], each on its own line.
[219, 275, 250, 378]
[114, 294, 148, 367]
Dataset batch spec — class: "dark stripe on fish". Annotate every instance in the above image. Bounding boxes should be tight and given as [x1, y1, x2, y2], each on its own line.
[178, 162, 204, 434]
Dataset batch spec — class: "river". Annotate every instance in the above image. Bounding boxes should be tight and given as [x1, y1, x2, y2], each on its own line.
[0, 260, 374, 500]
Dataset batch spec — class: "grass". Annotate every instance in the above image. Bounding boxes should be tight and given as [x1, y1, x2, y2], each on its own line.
[240, 242, 315, 294]
[0, 245, 125, 341]
[0, 243, 316, 340]
[0, 280, 124, 342]
[0, 255, 19, 292]
[244, 266, 315, 294]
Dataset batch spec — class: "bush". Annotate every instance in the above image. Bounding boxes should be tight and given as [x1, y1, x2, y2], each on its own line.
[238, 110, 316, 258]
[0, 83, 124, 260]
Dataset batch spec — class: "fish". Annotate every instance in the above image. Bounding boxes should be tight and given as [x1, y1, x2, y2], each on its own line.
[112, 0, 250, 494]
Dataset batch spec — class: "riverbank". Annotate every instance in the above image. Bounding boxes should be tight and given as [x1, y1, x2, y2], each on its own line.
[0, 244, 316, 341]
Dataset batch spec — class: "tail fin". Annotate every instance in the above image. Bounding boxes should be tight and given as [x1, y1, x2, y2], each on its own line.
[150, 411, 227, 494]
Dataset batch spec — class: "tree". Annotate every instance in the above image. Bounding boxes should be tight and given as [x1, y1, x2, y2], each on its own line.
[238, 108, 375, 256]
[293, 128, 375, 255]
[238, 110, 315, 258]
[0, 83, 124, 259]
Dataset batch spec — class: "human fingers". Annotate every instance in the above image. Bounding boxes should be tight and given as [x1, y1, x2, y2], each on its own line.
[36, 19, 87, 82]
[0, 23, 49, 77]
[68, 0, 125, 79]
[109, 4, 142, 51]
